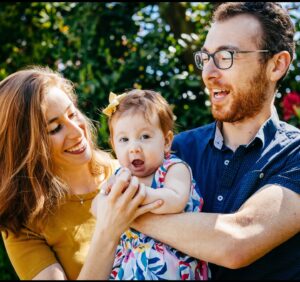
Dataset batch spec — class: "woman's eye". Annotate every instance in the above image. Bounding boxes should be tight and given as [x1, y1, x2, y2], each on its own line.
[141, 134, 150, 140]
[119, 137, 128, 143]
[49, 125, 62, 135]
[69, 111, 78, 119]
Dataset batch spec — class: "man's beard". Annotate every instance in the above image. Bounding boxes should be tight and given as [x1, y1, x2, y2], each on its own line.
[211, 65, 270, 123]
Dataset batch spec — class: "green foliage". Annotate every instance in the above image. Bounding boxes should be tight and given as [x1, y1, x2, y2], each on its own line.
[0, 236, 18, 280]
[0, 2, 215, 149]
[276, 3, 300, 123]
[0, 2, 299, 279]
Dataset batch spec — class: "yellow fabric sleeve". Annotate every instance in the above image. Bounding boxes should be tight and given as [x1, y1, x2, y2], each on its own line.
[2, 228, 57, 280]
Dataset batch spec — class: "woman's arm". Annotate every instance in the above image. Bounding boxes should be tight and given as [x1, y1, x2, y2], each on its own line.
[32, 263, 67, 280]
[141, 163, 191, 214]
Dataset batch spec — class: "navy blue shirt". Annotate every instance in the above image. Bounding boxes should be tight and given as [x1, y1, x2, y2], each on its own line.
[172, 112, 300, 279]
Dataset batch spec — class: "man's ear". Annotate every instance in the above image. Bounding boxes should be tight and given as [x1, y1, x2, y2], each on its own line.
[267, 50, 291, 82]
[164, 130, 174, 154]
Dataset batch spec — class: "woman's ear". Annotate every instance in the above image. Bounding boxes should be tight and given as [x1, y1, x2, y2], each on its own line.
[164, 130, 174, 154]
[267, 50, 291, 82]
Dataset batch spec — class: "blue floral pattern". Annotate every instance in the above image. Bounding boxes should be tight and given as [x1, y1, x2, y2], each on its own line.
[110, 154, 208, 280]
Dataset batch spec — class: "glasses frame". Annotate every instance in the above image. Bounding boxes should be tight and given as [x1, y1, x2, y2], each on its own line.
[193, 49, 270, 70]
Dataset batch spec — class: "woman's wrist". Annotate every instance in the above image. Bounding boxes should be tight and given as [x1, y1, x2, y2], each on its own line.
[94, 221, 121, 245]
[79, 226, 119, 280]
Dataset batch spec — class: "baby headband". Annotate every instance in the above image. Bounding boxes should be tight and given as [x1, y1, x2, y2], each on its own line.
[102, 91, 127, 117]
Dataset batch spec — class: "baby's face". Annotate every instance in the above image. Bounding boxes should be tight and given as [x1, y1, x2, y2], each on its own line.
[111, 112, 172, 178]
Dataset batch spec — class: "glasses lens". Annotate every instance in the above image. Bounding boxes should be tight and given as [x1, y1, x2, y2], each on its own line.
[194, 52, 209, 70]
[194, 52, 202, 69]
[215, 50, 232, 69]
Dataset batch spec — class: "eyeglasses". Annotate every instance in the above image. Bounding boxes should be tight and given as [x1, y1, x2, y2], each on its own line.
[193, 49, 270, 70]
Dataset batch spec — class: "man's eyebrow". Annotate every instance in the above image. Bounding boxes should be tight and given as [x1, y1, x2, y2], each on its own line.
[47, 104, 72, 124]
[201, 45, 240, 52]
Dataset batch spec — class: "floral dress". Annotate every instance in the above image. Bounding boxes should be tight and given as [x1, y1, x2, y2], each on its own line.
[110, 154, 209, 280]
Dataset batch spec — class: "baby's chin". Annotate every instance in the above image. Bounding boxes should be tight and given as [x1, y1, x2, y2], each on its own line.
[131, 168, 156, 178]
[128, 167, 156, 184]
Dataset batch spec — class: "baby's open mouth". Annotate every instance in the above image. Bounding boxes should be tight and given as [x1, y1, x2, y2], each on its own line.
[132, 159, 144, 167]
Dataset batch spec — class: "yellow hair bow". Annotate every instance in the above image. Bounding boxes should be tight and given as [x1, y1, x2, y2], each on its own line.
[102, 92, 127, 117]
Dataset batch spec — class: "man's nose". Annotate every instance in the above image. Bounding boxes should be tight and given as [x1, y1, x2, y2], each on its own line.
[202, 58, 221, 83]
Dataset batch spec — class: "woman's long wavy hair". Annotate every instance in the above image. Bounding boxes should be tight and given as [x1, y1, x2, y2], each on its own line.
[0, 66, 112, 234]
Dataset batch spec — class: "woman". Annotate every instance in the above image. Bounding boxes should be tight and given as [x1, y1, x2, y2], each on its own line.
[0, 66, 161, 280]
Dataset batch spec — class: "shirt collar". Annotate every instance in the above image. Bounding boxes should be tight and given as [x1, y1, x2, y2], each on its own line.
[213, 121, 224, 150]
[254, 106, 280, 147]
[212, 106, 280, 150]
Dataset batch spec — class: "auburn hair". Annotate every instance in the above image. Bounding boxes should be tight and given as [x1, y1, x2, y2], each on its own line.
[0, 66, 112, 234]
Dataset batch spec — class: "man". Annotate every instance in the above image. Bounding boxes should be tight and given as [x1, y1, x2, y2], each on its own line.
[132, 2, 300, 279]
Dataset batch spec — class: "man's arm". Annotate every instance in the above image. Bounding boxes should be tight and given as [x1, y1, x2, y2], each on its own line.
[132, 184, 300, 269]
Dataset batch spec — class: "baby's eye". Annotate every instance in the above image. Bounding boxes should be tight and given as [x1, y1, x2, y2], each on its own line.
[119, 137, 129, 143]
[49, 124, 62, 135]
[141, 134, 150, 140]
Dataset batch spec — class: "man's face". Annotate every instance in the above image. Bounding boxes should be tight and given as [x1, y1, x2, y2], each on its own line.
[202, 14, 272, 123]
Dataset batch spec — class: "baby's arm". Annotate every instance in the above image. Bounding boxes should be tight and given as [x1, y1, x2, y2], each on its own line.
[141, 163, 191, 214]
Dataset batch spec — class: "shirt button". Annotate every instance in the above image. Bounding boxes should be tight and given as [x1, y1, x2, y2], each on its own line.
[217, 195, 223, 201]
[259, 172, 264, 179]
[224, 160, 230, 165]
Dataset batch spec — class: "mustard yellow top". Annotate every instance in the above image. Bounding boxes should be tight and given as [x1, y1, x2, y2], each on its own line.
[2, 160, 120, 280]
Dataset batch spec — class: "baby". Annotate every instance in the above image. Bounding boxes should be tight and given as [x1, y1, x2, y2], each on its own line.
[92, 89, 208, 280]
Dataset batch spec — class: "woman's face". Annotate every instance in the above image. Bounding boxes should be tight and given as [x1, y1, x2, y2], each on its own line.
[44, 86, 92, 171]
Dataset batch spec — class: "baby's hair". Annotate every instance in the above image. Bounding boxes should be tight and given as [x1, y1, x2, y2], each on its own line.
[108, 89, 174, 137]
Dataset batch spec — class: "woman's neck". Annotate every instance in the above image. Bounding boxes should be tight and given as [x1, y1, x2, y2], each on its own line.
[58, 164, 102, 195]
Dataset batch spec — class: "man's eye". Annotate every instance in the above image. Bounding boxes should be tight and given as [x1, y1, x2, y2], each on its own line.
[141, 134, 150, 140]
[49, 125, 62, 135]
[218, 50, 232, 60]
[119, 137, 128, 143]
[221, 57, 232, 61]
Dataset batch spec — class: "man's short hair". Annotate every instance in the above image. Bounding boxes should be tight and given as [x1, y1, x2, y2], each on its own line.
[212, 2, 295, 63]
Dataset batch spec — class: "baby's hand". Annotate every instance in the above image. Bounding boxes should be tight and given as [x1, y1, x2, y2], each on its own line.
[116, 167, 132, 191]
[90, 178, 113, 217]
[90, 168, 132, 217]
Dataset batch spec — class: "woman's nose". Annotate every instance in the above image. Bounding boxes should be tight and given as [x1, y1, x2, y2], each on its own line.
[67, 120, 84, 139]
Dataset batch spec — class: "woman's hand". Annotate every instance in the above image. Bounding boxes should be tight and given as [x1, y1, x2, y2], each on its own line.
[81, 168, 163, 280]
[92, 168, 163, 240]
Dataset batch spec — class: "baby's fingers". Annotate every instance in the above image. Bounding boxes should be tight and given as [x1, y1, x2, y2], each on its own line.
[109, 169, 131, 199]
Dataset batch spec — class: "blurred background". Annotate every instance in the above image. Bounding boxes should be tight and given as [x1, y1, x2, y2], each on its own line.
[0, 2, 299, 279]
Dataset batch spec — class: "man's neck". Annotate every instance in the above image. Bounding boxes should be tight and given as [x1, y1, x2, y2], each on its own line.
[221, 108, 272, 152]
